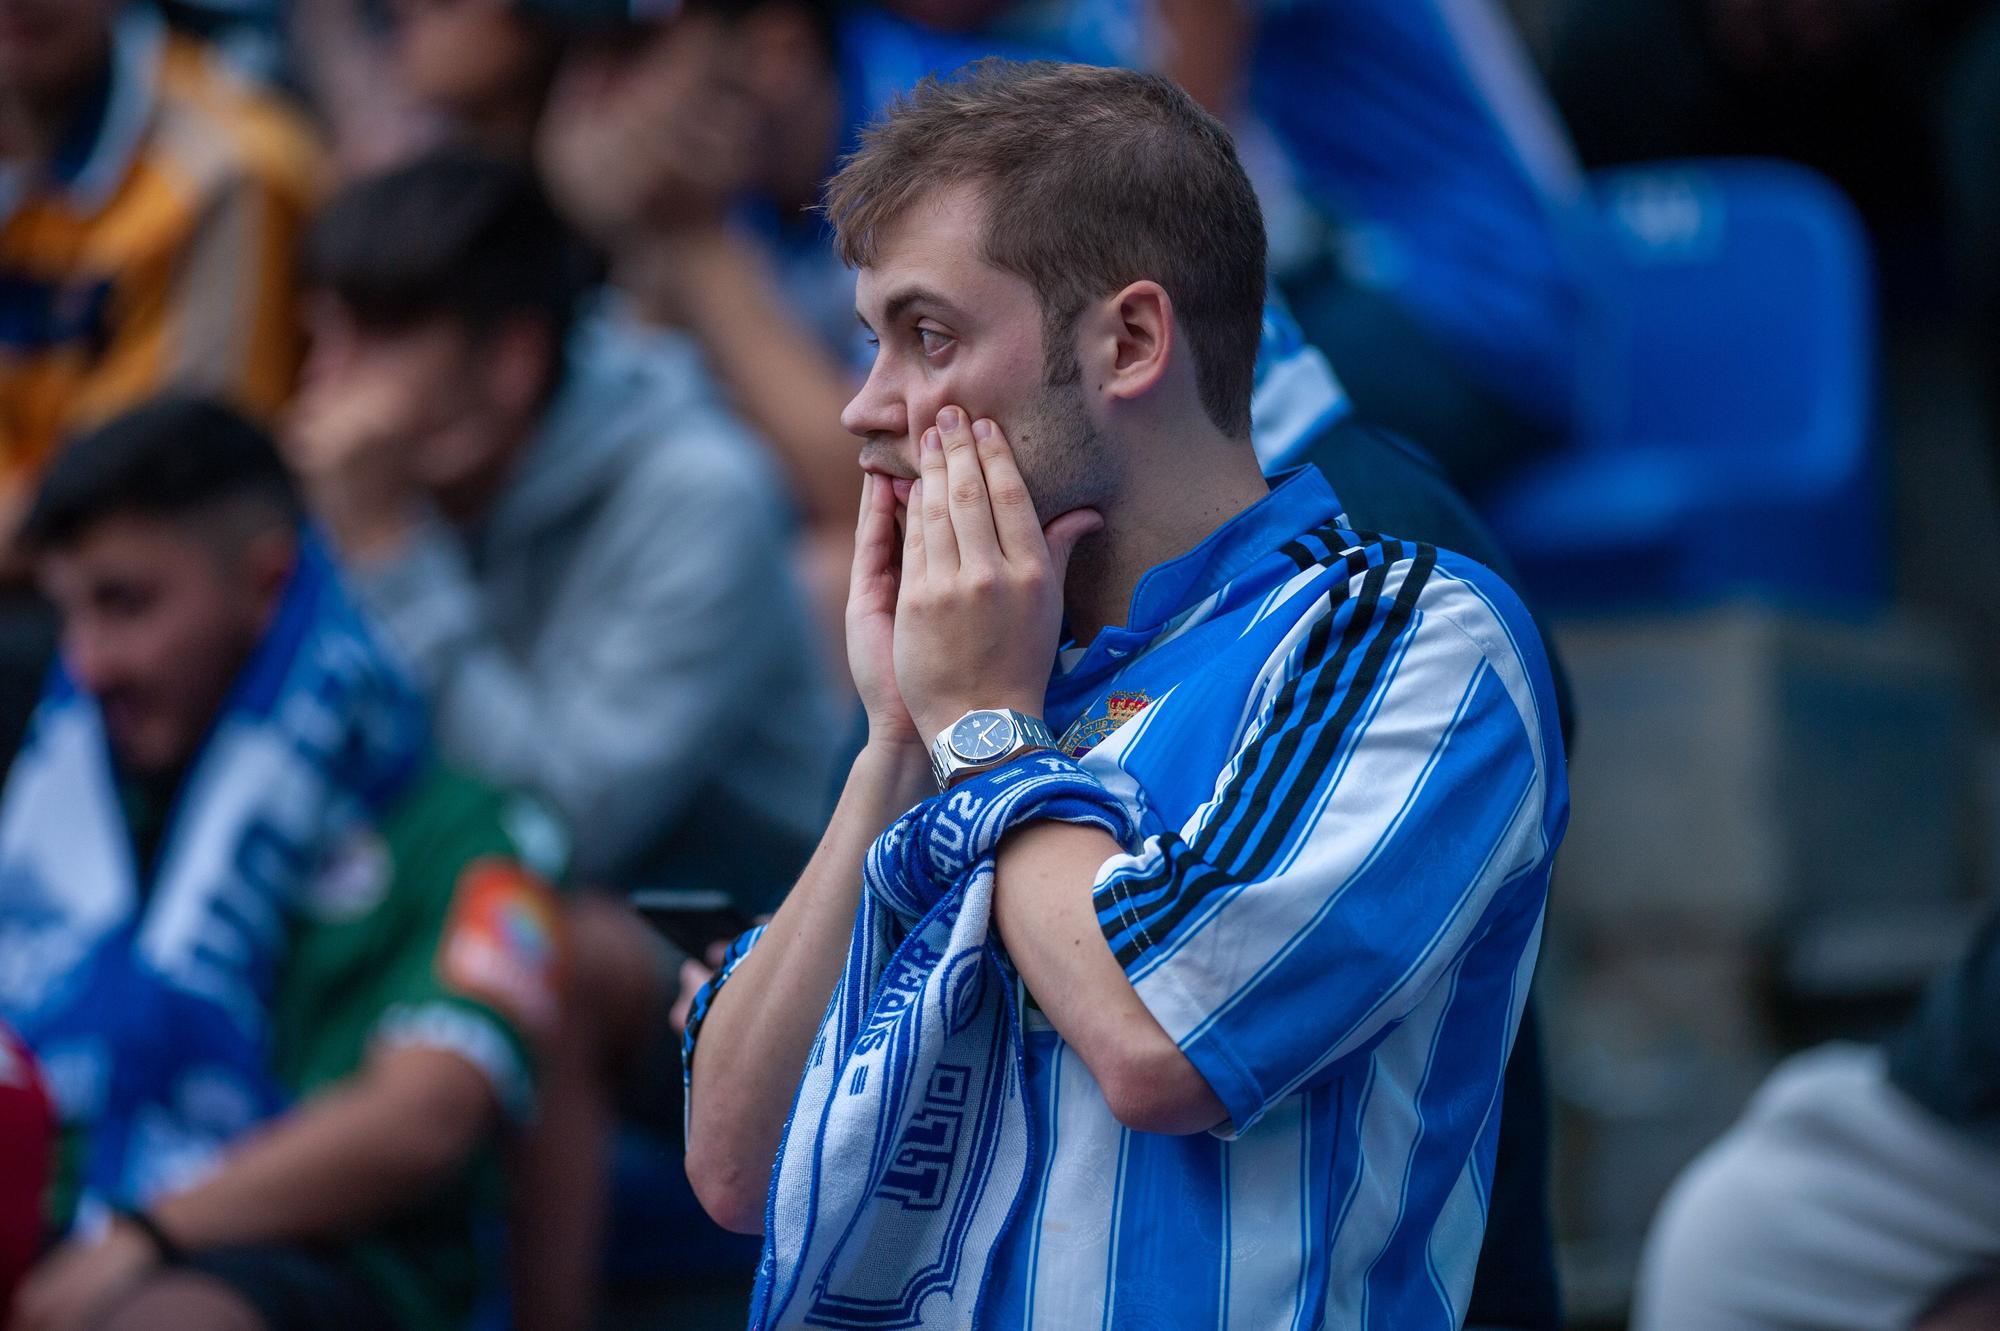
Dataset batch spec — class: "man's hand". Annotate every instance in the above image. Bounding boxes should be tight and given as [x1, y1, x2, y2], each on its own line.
[284, 368, 430, 564]
[849, 471, 922, 749]
[667, 940, 730, 1038]
[894, 407, 1102, 747]
[7, 1222, 155, 1331]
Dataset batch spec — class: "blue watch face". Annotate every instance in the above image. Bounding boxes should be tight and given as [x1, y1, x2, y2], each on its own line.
[950, 711, 1016, 763]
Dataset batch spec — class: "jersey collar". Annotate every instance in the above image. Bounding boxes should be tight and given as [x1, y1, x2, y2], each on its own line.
[1059, 464, 1342, 676]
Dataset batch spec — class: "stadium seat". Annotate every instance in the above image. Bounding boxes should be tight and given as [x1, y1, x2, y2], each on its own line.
[1485, 159, 1884, 611]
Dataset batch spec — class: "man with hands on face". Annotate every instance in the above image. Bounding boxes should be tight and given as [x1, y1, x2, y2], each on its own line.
[288, 146, 842, 1331]
[683, 59, 1570, 1331]
[288, 145, 837, 904]
[0, 397, 565, 1331]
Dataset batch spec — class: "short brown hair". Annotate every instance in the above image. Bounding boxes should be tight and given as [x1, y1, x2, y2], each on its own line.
[825, 60, 1266, 439]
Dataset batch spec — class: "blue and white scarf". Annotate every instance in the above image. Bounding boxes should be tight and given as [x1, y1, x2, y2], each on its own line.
[0, 536, 428, 1210]
[751, 751, 1135, 1330]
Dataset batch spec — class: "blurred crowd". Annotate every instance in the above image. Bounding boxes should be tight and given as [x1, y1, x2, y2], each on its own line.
[0, 0, 1994, 1329]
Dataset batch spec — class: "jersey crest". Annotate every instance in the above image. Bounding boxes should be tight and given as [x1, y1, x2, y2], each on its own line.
[1058, 690, 1152, 758]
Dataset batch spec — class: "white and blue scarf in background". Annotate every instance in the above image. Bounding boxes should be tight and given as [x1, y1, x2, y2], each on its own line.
[747, 751, 1135, 1330]
[0, 537, 428, 1211]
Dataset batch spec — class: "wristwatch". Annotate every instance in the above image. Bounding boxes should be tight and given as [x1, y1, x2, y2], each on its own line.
[929, 708, 1057, 790]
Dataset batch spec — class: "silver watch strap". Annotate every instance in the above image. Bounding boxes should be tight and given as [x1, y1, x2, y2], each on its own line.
[930, 709, 1058, 790]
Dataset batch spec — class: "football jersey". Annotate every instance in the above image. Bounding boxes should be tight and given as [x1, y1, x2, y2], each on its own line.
[0, 7, 318, 489]
[269, 762, 566, 1331]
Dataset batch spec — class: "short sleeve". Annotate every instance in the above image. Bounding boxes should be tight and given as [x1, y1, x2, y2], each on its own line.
[374, 857, 566, 1122]
[1092, 548, 1562, 1135]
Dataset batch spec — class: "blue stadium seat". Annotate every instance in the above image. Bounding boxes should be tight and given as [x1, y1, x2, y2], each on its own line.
[1485, 159, 1884, 611]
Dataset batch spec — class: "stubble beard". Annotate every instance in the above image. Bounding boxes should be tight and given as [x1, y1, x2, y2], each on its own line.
[1011, 372, 1116, 529]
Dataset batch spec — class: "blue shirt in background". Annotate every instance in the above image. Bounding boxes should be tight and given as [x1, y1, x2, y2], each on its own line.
[1251, 0, 1587, 430]
[927, 0, 1591, 433]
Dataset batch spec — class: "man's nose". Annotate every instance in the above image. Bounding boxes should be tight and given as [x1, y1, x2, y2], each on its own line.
[840, 361, 906, 441]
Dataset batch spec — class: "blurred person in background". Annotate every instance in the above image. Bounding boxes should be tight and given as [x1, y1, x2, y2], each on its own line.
[1634, 908, 2000, 1331]
[0, 1021, 54, 1327]
[0, 0, 319, 515]
[293, 0, 672, 176]
[349, 0, 557, 162]
[0, 0, 319, 765]
[292, 143, 836, 905]
[1149, 0, 1591, 497]
[292, 147, 839, 1328]
[156, 1, 290, 83]
[0, 396, 564, 1331]
[538, 0, 941, 654]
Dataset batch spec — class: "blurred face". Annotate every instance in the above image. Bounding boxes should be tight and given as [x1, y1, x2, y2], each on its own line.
[842, 183, 1115, 523]
[0, 0, 115, 104]
[301, 296, 528, 498]
[38, 516, 283, 780]
[390, 0, 548, 121]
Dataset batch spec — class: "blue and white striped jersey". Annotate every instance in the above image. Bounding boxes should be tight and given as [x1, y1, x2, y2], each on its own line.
[692, 465, 1567, 1329]
[980, 465, 1569, 1330]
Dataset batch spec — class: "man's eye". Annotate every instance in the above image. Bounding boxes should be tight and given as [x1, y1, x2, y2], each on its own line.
[917, 327, 954, 358]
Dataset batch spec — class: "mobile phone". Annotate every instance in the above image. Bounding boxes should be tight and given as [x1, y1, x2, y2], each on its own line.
[630, 888, 756, 959]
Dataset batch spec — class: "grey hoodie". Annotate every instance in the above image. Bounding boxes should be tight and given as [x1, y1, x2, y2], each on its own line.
[355, 312, 839, 903]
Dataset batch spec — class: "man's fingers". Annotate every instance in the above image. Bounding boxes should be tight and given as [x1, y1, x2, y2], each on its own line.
[855, 467, 877, 536]
[917, 426, 957, 575]
[972, 417, 1044, 563]
[902, 476, 927, 585]
[937, 406, 1002, 568]
[669, 957, 715, 1036]
[855, 470, 890, 549]
[852, 474, 898, 591]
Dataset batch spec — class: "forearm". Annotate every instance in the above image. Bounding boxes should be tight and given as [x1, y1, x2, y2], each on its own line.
[685, 739, 933, 1230]
[994, 820, 1225, 1135]
[619, 226, 861, 529]
[151, 1048, 497, 1251]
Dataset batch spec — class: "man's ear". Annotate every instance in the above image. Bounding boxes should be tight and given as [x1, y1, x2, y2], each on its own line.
[1081, 281, 1175, 407]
